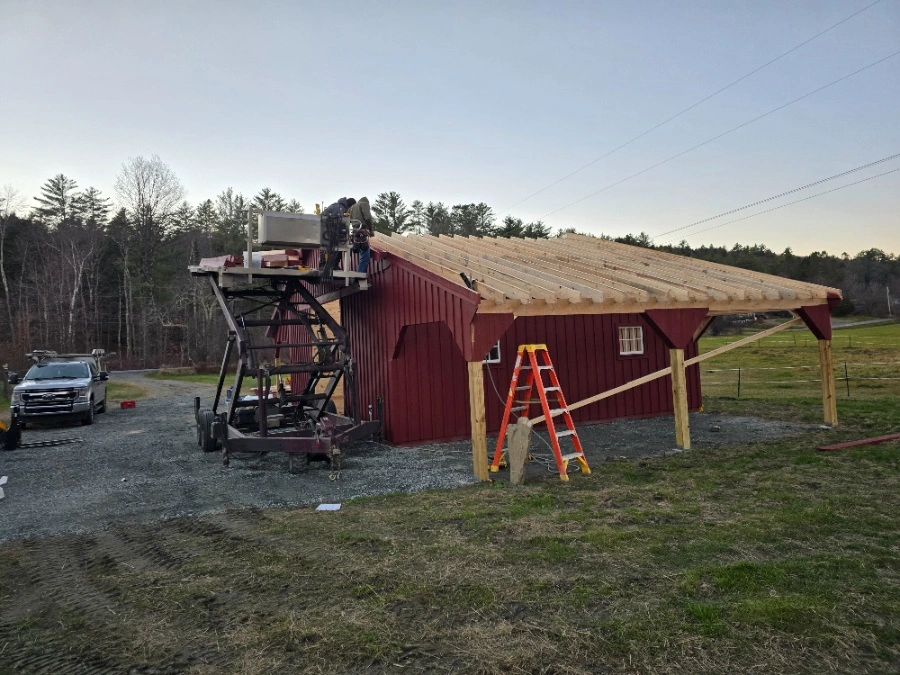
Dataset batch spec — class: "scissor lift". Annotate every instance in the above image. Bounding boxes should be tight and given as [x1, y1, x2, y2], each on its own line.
[189, 207, 380, 470]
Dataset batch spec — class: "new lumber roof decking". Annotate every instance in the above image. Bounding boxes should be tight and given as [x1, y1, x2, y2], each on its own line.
[375, 233, 841, 316]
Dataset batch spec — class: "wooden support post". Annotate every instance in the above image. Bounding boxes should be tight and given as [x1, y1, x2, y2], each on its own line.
[818, 339, 838, 426]
[670, 348, 690, 449]
[508, 417, 532, 485]
[468, 361, 490, 480]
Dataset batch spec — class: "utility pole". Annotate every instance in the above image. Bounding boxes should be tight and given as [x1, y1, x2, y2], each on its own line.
[888, 286, 893, 317]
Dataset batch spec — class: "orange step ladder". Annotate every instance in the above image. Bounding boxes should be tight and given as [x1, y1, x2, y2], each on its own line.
[489, 344, 590, 481]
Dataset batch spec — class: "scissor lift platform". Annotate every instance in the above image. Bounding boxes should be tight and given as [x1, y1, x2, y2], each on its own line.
[190, 265, 380, 470]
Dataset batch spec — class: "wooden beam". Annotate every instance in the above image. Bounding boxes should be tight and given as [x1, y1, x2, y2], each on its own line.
[817, 432, 900, 451]
[468, 361, 490, 480]
[530, 318, 801, 425]
[670, 348, 690, 449]
[818, 339, 838, 426]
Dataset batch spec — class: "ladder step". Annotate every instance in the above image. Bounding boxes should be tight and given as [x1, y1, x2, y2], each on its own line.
[544, 387, 560, 392]
[511, 406, 528, 412]
[548, 408, 567, 417]
[515, 386, 531, 391]
[538, 365, 553, 370]
[556, 429, 577, 438]
[561, 452, 583, 461]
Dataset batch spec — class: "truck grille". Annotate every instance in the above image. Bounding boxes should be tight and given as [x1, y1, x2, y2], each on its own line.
[22, 389, 77, 414]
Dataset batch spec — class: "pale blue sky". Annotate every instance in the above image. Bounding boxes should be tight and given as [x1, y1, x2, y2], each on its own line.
[2, 0, 898, 255]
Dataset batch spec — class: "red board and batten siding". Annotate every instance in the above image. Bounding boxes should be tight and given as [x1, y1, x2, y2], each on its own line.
[339, 250, 701, 446]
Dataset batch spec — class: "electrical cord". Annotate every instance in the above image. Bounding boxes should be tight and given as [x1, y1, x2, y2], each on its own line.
[540, 48, 900, 219]
[498, 0, 886, 214]
[484, 363, 578, 474]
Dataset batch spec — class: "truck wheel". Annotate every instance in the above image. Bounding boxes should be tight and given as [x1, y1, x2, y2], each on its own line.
[81, 399, 95, 426]
[199, 410, 218, 453]
[98, 399, 107, 414]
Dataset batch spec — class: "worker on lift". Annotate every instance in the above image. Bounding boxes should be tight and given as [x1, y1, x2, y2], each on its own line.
[349, 196, 374, 273]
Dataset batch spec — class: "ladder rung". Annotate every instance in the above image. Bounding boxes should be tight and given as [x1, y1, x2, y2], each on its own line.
[561, 452, 583, 461]
[511, 405, 528, 412]
[515, 386, 531, 390]
[544, 387, 559, 392]
[538, 365, 553, 370]
[548, 408, 567, 417]
[519, 365, 531, 369]
[556, 429, 576, 438]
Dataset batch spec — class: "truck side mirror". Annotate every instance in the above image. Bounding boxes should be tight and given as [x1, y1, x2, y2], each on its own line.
[7, 372, 19, 385]
[99, 372, 109, 381]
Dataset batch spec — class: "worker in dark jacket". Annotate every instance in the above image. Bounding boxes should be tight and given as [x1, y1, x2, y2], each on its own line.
[349, 196, 374, 273]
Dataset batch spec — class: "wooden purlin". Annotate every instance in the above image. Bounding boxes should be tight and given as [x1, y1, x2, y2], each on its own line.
[379, 235, 534, 304]
[458, 236, 632, 304]
[463, 236, 668, 303]
[536, 237, 752, 302]
[375, 233, 840, 315]
[415, 235, 565, 304]
[565, 234, 834, 299]
[445, 236, 604, 304]
[536, 237, 721, 303]
[539, 236, 783, 302]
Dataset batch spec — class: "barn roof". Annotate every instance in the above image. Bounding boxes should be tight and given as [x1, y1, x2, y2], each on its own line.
[374, 233, 841, 316]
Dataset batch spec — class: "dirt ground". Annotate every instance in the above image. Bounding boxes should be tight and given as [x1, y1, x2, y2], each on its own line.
[0, 375, 821, 673]
[0, 373, 813, 544]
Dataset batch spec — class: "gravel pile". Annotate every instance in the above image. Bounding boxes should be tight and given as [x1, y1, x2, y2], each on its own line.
[0, 373, 815, 542]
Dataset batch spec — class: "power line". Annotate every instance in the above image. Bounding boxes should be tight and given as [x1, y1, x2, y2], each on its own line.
[498, 0, 886, 214]
[539, 48, 900, 219]
[661, 166, 900, 244]
[651, 152, 900, 240]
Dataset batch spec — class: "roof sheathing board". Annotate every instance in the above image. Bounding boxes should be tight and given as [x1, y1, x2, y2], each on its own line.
[374, 233, 841, 316]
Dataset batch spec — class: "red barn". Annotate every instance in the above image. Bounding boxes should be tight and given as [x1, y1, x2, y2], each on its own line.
[330, 233, 841, 477]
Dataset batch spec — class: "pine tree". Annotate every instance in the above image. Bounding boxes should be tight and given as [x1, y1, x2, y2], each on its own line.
[424, 202, 451, 236]
[285, 199, 304, 213]
[34, 174, 79, 225]
[253, 188, 286, 212]
[75, 187, 112, 227]
[372, 191, 410, 233]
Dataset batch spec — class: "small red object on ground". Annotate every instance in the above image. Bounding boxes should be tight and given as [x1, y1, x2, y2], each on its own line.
[120, 400, 136, 409]
[817, 432, 900, 451]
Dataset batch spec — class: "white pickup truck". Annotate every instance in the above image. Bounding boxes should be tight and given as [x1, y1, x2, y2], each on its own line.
[8, 350, 110, 426]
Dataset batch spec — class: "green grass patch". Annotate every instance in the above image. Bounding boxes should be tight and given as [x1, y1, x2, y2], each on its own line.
[106, 381, 150, 401]
[145, 371, 221, 384]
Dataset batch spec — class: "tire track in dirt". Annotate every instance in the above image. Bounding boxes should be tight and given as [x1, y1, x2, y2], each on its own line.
[0, 520, 246, 674]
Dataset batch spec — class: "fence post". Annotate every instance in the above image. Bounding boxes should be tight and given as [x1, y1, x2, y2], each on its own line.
[844, 362, 850, 398]
[1, 364, 8, 402]
[737, 368, 742, 399]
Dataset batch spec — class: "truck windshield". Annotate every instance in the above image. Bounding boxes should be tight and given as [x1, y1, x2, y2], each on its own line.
[24, 363, 89, 380]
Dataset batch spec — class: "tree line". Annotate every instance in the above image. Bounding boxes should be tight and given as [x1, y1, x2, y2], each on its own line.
[0, 156, 896, 370]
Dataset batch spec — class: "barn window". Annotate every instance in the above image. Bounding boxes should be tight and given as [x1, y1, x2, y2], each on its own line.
[618, 326, 644, 355]
[483, 341, 501, 364]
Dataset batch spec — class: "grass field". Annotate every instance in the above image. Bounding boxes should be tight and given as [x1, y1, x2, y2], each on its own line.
[106, 381, 150, 402]
[146, 371, 221, 385]
[700, 321, 900, 403]
[1, 322, 898, 673]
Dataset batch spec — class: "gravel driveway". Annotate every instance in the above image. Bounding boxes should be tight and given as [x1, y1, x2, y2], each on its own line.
[0, 373, 815, 542]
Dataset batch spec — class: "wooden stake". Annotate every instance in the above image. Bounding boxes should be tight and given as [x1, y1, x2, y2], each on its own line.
[818, 339, 838, 426]
[468, 361, 490, 480]
[508, 417, 532, 485]
[670, 348, 690, 449]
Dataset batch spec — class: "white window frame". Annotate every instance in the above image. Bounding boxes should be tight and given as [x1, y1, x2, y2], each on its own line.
[618, 326, 644, 355]
[483, 340, 501, 364]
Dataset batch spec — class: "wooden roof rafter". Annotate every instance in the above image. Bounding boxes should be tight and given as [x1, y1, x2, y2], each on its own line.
[373, 233, 840, 317]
